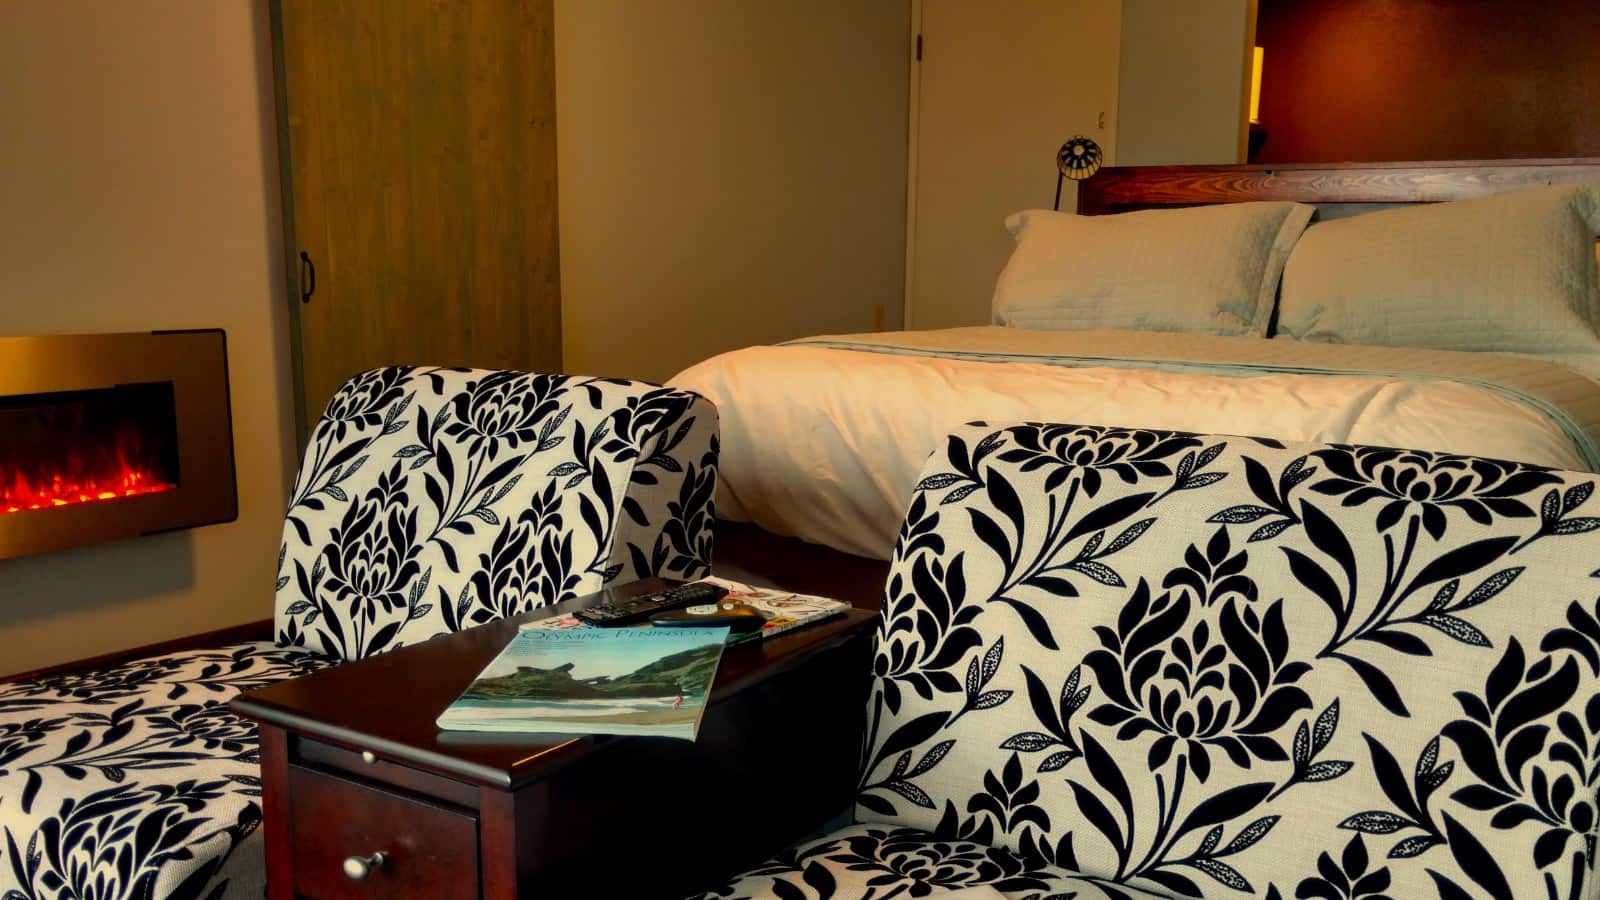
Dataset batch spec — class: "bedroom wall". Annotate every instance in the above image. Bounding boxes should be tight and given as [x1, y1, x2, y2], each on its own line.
[0, 1, 295, 675]
[1254, 0, 1600, 163]
[1117, 0, 1254, 167]
[555, 1, 911, 384]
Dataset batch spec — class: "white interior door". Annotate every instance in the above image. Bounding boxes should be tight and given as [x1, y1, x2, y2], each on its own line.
[908, 0, 1122, 330]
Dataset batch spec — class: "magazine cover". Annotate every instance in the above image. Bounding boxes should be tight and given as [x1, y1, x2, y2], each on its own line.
[521, 577, 848, 641]
[700, 577, 850, 643]
[436, 626, 728, 740]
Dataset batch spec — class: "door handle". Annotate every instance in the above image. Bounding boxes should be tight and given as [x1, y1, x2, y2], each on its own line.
[299, 251, 316, 304]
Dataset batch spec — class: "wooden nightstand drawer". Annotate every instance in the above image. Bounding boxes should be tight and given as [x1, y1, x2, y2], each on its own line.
[296, 737, 480, 808]
[288, 766, 478, 900]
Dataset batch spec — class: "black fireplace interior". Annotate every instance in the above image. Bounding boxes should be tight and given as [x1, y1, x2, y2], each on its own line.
[0, 382, 181, 514]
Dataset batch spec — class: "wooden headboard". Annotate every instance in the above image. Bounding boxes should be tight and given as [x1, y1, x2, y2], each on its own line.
[1078, 158, 1600, 222]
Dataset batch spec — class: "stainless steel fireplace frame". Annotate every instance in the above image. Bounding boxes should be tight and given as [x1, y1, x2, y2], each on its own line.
[0, 330, 237, 560]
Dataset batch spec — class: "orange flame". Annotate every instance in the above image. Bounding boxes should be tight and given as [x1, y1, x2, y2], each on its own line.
[2, 454, 175, 514]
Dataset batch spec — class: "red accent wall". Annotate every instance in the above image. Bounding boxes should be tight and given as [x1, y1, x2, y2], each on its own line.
[1254, 0, 1600, 164]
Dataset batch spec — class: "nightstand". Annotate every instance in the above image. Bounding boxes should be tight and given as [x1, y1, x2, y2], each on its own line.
[232, 579, 876, 899]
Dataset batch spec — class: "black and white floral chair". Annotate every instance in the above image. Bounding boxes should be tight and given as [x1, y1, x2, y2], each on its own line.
[694, 423, 1600, 900]
[0, 366, 718, 900]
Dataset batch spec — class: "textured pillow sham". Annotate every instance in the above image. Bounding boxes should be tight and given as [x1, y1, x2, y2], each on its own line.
[990, 201, 1314, 336]
[1276, 183, 1600, 354]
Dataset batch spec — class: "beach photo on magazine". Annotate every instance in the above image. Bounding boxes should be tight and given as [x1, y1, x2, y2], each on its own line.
[446, 627, 728, 732]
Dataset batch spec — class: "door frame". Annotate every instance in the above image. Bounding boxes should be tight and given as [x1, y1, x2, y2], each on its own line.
[902, 0, 923, 330]
[267, 0, 312, 446]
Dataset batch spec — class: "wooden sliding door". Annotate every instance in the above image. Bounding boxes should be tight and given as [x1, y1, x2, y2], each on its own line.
[273, 0, 561, 435]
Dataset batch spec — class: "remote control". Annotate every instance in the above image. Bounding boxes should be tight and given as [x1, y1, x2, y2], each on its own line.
[574, 582, 730, 627]
[650, 601, 768, 633]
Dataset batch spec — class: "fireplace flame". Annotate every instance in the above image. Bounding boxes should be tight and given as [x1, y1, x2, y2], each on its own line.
[2, 461, 175, 514]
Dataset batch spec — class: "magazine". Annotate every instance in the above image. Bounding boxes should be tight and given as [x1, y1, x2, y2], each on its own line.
[436, 626, 728, 739]
[701, 577, 851, 643]
[521, 577, 849, 642]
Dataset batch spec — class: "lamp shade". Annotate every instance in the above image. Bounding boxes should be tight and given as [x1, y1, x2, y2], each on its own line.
[1057, 136, 1102, 181]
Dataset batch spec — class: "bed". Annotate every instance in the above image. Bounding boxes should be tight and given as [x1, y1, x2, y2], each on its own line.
[678, 158, 1600, 602]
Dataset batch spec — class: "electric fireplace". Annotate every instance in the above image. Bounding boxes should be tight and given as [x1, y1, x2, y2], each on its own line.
[0, 331, 236, 560]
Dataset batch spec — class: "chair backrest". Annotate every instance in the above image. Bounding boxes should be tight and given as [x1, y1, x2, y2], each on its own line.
[863, 422, 1600, 899]
[274, 367, 718, 660]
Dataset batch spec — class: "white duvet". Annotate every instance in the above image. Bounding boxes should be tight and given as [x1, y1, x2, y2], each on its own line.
[670, 329, 1600, 560]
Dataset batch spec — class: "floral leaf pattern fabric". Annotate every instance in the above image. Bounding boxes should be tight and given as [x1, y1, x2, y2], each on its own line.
[691, 822, 1122, 900]
[276, 366, 719, 660]
[0, 642, 334, 900]
[1, 367, 721, 900]
[700, 423, 1600, 899]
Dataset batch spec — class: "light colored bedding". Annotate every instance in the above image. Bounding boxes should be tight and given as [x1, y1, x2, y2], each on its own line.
[991, 202, 1312, 335]
[669, 326, 1600, 560]
[1276, 183, 1600, 355]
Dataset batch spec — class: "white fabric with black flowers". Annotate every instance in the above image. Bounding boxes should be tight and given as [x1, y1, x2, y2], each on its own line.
[0, 642, 333, 900]
[695, 423, 1600, 900]
[1, 366, 720, 900]
[275, 366, 719, 660]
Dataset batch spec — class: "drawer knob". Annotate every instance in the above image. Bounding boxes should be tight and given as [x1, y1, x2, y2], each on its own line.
[342, 851, 387, 880]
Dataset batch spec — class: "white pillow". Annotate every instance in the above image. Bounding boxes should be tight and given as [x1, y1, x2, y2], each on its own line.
[1276, 183, 1600, 354]
[990, 202, 1314, 336]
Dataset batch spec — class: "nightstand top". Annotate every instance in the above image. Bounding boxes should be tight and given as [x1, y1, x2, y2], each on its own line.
[232, 578, 877, 789]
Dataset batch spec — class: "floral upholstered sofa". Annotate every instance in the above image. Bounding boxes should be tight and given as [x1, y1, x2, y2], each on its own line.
[0, 366, 718, 900]
[695, 423, 1600, 899]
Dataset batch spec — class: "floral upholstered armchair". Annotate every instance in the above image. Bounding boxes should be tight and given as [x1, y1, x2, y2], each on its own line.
[695, 423, 1600, 899]
[274, 367, 718, 659]
[0, 367, 718, 900]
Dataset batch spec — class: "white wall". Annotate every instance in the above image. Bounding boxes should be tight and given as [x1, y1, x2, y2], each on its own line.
[555, 0, 912, 383]
[0, 1, 294, 675]
[1117, 0, 1253, 166]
